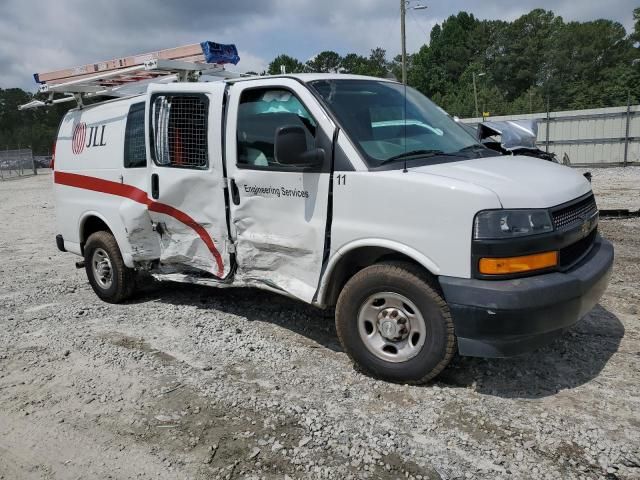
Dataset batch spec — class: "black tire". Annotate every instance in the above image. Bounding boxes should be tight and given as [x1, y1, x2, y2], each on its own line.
[84, 231, 136, 303]
[335, 263, 455, 384]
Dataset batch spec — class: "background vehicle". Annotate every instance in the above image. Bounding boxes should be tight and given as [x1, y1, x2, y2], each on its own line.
[477, 119, 559, 161]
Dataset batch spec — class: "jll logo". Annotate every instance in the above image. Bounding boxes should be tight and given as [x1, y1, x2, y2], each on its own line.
[72, 122, 107, 155]
[72, 123, 86, 154]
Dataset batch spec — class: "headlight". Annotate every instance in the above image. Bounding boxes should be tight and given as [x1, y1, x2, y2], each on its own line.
[474, 209, 553, 240]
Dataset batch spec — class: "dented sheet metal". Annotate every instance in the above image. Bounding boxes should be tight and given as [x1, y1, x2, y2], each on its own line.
[222, 78, 336, 303]
[141, 169, 329, 301]
[144, 83, 230, 279]
[229, 172, 329, 303]
[477, 119, 558, 161]
[478, 120, 539, 150]
[119, 198, 160, 262]
[147, 171, 230, 278]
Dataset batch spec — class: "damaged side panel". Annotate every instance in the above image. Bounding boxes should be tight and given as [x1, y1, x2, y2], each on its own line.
[146, 166, 231, 279]
[223, 78, 336, 303]
[119, 198, 160, 262]
[144, 85, 230, 279]
[231, 181, 326, 301]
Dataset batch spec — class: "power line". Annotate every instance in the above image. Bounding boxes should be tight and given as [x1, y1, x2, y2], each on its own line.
[408, 7, 430, 41]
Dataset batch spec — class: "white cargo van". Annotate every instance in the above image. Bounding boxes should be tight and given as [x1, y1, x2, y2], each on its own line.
[46, 69, 613, 383]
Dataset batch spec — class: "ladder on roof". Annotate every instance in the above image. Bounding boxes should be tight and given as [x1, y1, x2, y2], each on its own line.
[19, 41, 241, 110]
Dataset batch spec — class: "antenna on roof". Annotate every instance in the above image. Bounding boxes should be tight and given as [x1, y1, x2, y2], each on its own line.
[20, 41, 241, 110]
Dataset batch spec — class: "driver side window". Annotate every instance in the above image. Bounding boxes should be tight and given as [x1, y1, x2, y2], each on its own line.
[237, 88, 316, 169]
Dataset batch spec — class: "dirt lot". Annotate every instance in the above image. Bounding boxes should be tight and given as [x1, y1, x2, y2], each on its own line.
[1, 170, 639, 480]
[578, 167, 640, 211]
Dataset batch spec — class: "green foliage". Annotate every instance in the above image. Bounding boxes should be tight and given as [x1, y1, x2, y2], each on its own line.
[0, 88, 68, 154]
[267, 54, 305, 75]
[340, 53, 371, 75]
[366, 48, 390, 78]
[306, 51, 342, 73]
[407, 8, 639, 117]
[308, 49, 393, 77]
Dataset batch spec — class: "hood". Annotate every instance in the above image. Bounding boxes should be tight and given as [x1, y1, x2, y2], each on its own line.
[478, 120, 538, 150]
[410, 155, 591, 208]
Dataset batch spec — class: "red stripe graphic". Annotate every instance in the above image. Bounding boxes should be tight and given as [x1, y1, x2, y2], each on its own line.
[54, 171, 224, 277]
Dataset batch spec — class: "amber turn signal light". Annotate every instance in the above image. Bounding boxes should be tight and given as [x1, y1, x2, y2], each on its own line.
[479, 251, 558, 275]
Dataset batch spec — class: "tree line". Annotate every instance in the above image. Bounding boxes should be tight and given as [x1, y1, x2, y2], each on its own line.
[1, 7, 638, 154]
[263, 8, 640, 118]
[0, 88, 68, 155]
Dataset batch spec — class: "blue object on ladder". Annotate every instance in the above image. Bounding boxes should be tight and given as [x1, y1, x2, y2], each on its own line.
[200, 41, 240, 65]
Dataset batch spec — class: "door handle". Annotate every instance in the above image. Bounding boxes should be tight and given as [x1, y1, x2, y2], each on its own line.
[151, 173, 159, 199]
[230, 178, 240, 205]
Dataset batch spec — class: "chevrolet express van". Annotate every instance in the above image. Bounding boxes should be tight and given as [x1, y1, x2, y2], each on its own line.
[52, 74, 613, 383]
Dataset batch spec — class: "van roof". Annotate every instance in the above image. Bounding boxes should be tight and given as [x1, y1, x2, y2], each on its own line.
[63, 73, 398, 113]
[64, 93, 145, 113]
[225, 73, 397, 84]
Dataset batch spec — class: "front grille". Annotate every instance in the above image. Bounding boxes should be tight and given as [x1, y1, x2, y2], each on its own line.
[559, 228, 597, 268]
[552, 194, 598, 230]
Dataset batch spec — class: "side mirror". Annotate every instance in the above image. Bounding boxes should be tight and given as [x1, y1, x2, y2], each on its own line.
[274, 125, 324, 167]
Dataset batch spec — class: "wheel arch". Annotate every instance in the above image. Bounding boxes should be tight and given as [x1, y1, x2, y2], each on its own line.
[316, 239, 441, 308]
[78, 211, 114, 254]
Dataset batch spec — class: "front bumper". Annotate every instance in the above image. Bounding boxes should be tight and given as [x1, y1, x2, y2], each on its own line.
[439, 234, 614, 357]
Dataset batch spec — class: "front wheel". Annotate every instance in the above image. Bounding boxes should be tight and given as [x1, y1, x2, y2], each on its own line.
[335, 263, 455, 384]
[84, 231, 136, 303]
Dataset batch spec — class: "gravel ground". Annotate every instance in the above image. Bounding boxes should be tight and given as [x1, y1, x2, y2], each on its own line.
[1, 171, 639, 480]
[577, 166, 640, 210]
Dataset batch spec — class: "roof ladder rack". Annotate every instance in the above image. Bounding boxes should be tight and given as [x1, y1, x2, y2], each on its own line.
[19, 41, 241, 110]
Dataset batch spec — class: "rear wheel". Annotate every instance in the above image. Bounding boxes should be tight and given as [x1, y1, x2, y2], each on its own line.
[335, 263, 455, 384]
[84, 231, 136, 303]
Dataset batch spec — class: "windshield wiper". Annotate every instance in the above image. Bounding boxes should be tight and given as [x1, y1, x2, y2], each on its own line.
[379, 149, 461, 165]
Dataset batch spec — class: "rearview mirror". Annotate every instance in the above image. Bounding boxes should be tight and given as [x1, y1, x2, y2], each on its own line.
[274, 125, 323, 167]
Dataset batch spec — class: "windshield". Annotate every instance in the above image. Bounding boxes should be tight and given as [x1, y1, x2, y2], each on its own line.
[310, 79, 490, 167]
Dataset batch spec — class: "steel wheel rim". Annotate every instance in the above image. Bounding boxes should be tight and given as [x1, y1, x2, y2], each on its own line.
[357, 292, 427, 363]
[92, 248, 113, 289]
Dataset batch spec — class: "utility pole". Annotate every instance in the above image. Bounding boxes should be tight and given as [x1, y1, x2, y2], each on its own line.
[472, 72, 485, 119]
[473, 73, 479, 118]
[624, 90, 631, 167]
[545, 98, 551, 153]
[626, 59, 639, 166]
[400, 0, 407, 84]
[400, 1, 427, 85]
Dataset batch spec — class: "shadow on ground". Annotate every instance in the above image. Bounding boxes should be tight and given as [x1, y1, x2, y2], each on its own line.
[131, 280, 343, 352]
[436, 304, 624, 399]
[132, 282, 623, 399]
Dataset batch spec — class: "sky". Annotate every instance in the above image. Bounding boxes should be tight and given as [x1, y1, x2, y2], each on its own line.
[0, 0, 636, 91]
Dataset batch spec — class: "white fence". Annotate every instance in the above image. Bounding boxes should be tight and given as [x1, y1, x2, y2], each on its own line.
[462, 104, 640, 167]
